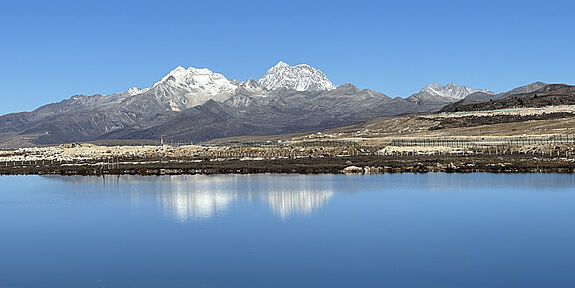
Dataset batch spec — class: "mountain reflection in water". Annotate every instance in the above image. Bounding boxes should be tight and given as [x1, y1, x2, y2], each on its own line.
[41, 173, 575, 223]
[45, 175, 335, 222]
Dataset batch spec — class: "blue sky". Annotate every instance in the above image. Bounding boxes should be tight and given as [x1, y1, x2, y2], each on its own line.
[1, 0, 574, 114]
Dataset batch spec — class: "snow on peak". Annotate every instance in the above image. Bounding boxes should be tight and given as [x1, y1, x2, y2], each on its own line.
[258, 61, 336, 92]
[149, 66, 238, 111]
[125, 87, 150, 96]
[421, 83, 494, 100]
[153, 66, 237, 95]
[274, 61, 290, 68]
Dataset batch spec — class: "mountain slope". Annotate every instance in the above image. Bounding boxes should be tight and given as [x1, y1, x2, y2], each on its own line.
[465, 81, 547, 102]
[100, 83, 420, 143]
[440, 84, 575, 112]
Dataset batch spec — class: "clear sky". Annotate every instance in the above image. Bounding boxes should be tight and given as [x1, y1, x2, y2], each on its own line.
[1, 0, 574, 114]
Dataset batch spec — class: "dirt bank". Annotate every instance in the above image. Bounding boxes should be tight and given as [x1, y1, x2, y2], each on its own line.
[1, 154, 573, 176]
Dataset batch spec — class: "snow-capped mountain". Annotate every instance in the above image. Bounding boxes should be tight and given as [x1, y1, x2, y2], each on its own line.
[420, 83, 494, 101]
[152, 66, 237, 94]
[258, 61, 336, 92]
[147, 66, 238, 111]
[3, 61, 553, 147]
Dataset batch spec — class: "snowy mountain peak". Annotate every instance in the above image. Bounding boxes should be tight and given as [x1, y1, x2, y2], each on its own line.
[153, 66, 237, 95]
[258, 61, 336, 92]
[274, 61, 290, 68]
[421, 83, 494, 100]
[147, 66, 238, 111]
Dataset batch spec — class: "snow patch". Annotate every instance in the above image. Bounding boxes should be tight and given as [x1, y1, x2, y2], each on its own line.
[421, 83, 494, 100]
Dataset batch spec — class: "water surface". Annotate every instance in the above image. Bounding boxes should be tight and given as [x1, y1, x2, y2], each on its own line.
[1, 174, 575, 288]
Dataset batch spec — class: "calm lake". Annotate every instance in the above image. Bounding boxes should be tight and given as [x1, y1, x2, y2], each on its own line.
[1, 174, 575, 288]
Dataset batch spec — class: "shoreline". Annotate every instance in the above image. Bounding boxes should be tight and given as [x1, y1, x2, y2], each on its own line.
[1, 154, 574, 176]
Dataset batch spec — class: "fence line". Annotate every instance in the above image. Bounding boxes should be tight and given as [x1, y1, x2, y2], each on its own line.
[389, 135, 575, 148]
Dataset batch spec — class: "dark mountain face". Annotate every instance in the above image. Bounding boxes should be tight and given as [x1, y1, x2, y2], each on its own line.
[0, 94, 107, 133]
[99, 85, 423, 143]
[464, 81, 548, 102]
[1, 90, 179, 145]
[462, 92, 495, 102]
[440, 84, 575, 113]
[440, 82, 550, 113]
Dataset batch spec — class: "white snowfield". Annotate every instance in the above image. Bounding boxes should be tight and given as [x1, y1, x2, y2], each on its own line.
[153, 66, 238, 96]
[257, 61, 337, 92]
[145, 61, 336, 100]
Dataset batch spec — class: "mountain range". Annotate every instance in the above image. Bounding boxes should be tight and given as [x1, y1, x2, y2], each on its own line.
[0, 61, 551, 147]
